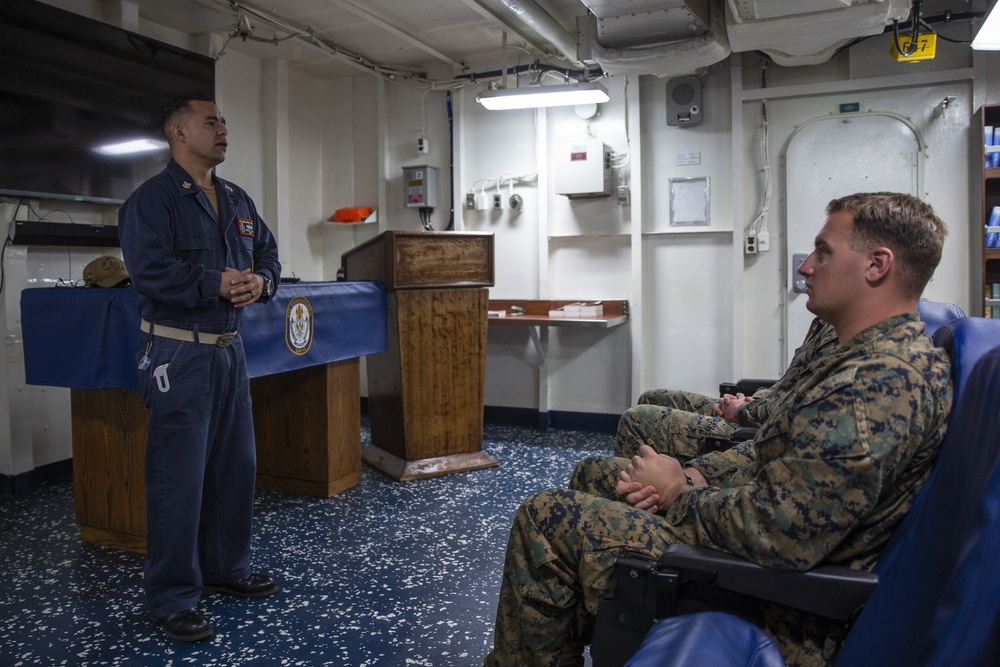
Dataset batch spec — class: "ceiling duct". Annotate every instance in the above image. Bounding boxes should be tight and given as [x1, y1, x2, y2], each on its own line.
[580, 0, 730, 77]
[724, 0, 913, 66]
[582, 0, 711, 48]
[575, 0, 918, 76]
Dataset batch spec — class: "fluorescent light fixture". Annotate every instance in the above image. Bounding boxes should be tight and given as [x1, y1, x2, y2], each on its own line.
[972, 1, 1000, 50]
[94, 138, 168, 156]
[477, 81, 610, 110]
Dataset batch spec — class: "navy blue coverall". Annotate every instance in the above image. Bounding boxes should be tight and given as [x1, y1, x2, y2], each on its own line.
[119, 159, 281, 618]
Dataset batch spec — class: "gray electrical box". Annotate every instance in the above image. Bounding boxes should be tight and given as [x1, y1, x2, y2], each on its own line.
[402, 165, 439, 208]
[554, 141, 612, 198]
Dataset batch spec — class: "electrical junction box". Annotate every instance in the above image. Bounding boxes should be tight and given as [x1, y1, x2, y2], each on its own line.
[402, 165, 438, 208]
[554, 141, 612, 198]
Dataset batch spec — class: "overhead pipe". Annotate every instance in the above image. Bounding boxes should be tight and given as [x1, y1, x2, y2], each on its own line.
[465, 0, 584, 67]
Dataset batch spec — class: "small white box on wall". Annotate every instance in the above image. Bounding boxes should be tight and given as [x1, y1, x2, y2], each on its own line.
[554, 141, 611, 198]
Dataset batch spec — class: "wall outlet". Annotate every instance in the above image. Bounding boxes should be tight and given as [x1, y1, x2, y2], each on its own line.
[617, 184, 630, 205]
[492, 193, 505, 210]
[745, 235, 757, 255]
[417, 137, 429, 154]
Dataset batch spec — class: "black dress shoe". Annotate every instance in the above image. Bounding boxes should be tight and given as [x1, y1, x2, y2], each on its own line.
[150, 608, 213, 642]
[202, 573, 279, 598]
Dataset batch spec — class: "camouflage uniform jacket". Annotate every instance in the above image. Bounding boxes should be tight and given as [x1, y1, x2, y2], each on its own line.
[736, 317, 839, 428]
[671, 312, 952, 571]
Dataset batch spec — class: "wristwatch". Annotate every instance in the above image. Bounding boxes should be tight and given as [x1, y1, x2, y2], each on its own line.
[256, 273, 274, 299]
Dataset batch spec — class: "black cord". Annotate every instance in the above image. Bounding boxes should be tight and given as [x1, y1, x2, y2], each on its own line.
[832, 10, 985, 57]
[453, 60, 604, 85]
[0, 199, 24, 297]
[934, 32, 971, 45]
[418, 206, 434, 231]
[0, 235, 13, 297]
[893, 1, 923, 57]
[446, 91, 455, 231]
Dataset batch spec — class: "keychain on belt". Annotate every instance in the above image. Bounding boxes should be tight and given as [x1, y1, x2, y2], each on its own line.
[138, 339, 152, 371]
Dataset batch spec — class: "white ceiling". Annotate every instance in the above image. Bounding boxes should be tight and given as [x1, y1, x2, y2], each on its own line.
[102, 0, 981, 83]
[118, 0, 592, 81]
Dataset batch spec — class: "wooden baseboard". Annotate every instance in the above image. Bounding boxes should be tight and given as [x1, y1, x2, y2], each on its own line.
[361, 446, 499, 481]
[79, 525, 146, 555]
[256, 472, 359, 498]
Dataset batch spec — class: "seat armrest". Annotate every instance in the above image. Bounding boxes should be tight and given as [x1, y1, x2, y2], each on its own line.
[658, 544, 878, 623]
[719, 378, 776, 396]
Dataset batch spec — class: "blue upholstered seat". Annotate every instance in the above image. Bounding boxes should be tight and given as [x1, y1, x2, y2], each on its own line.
[624, 612, 783, 667]
[917, 297, 966, 337]
[613, 317, 1000, 667]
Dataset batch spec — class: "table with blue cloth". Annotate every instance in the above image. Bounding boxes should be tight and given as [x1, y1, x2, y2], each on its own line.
[21, 281, 386, 553]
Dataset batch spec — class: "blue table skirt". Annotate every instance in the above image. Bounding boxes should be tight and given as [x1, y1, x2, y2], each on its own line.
[21, 281, 387, 390]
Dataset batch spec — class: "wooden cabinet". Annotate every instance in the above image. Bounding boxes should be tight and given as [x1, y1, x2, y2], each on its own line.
[973, 105, 1000, 317]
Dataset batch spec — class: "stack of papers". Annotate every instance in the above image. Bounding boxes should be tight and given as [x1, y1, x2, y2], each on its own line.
[548, 302, 603, 318]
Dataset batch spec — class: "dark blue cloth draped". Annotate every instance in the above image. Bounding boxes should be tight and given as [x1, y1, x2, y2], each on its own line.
[21, 281, 387, 390]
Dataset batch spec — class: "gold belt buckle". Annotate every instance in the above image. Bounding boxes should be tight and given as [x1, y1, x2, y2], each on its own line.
[215, 332, 236, 348]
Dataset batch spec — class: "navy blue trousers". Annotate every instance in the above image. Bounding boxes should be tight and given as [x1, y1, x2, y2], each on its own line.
[137, 332, 256, 617]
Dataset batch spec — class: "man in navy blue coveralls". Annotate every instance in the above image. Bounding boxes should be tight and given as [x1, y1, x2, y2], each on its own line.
[119, 94, 281, 642]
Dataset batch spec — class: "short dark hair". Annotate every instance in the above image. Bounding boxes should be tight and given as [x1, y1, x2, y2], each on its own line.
[827, 192, 948, 298]
[161, 93, 216, 139]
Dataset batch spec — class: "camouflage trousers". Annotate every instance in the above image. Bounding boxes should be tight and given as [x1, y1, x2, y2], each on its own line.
[484, 476, 675, 666]
[615, 388, 736, 462]
[484, 455, 839, 667]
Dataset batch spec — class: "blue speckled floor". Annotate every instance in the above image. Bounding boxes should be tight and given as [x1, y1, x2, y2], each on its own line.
[0, 422, 610, 666]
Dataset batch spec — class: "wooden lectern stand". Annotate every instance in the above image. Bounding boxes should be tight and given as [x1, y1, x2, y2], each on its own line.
[342, 230, 499, 481]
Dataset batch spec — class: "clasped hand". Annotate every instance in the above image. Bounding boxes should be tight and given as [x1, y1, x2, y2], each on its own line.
[615, 445, 687, 514]
[714, 392, 753, 422]
[220, 267, 262, 307]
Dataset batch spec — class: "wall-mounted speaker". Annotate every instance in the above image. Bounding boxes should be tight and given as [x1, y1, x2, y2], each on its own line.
[666, 76, 703, 127]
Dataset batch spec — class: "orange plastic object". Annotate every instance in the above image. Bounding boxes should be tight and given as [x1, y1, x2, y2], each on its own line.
[330, 207, 372, 223]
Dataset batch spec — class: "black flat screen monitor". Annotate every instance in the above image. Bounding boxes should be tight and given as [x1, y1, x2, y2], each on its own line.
[0, 0, 215, 204]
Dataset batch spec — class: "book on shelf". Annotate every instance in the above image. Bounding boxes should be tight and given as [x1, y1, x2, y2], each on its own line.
[987, 207, 1000, 249]
[990, 125, 1000, 168]
[988, 125, 995, 169]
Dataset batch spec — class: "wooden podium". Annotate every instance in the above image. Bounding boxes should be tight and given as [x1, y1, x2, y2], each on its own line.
[22, 282, 385, 554]
[342, 230, 499, 480]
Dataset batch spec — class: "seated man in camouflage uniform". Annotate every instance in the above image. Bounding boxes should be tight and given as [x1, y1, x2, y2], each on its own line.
[484, 192, 953, 667]
[615, 317, 838, 462]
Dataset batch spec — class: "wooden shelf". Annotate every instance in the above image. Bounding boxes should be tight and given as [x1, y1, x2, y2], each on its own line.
[488, 299, 629, 328]
[974, 104, 1000, 316]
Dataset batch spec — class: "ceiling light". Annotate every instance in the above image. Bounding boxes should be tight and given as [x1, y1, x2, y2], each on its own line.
[94, 138, 169, 156]
[477, 81, 610, 110]
[972, 1, 1000, 50]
